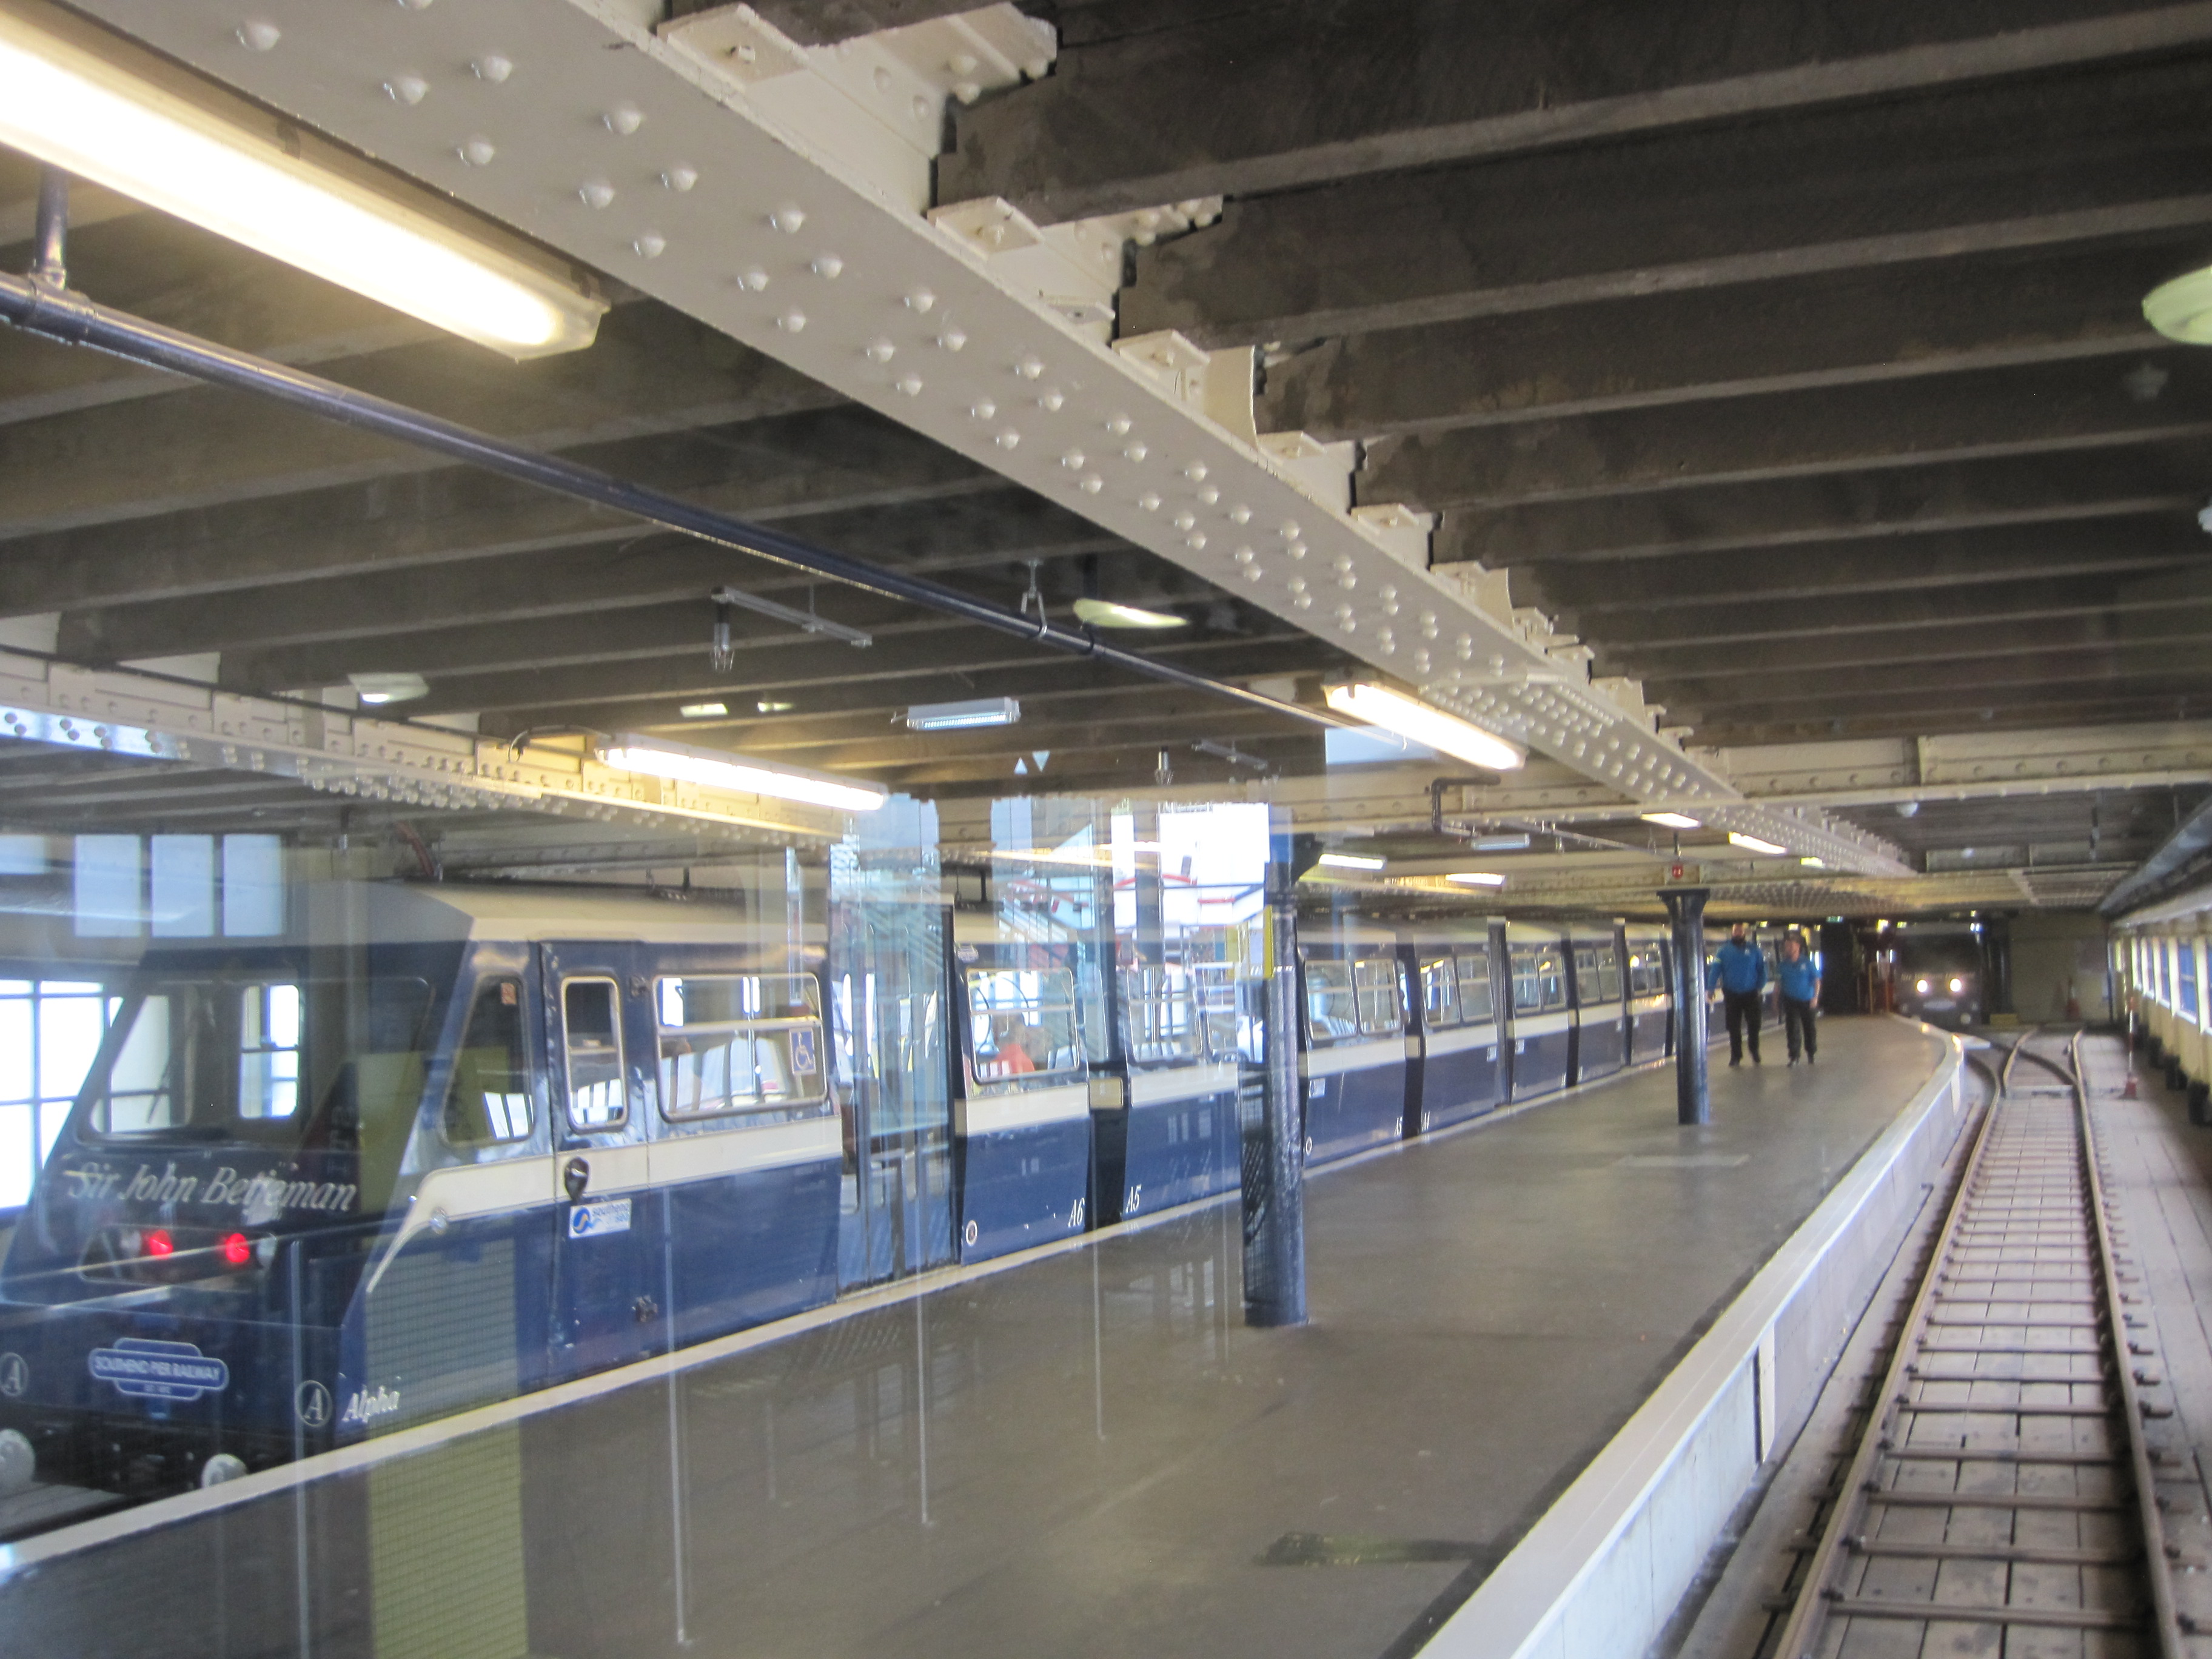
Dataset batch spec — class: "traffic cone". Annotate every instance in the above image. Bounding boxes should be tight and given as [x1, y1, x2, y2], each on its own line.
[2123, 1068, 2139, 1099]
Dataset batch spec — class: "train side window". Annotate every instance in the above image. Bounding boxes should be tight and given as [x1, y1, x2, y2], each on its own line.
[1419, 957, 1460, 1029]
[1538, 949, 1568, 1013]
[1457, 953, 1495, 1024]
[1355, 957, 1400, 1035]
[101, 993, 176, 1133]
[237, 982, 302, 1119]
[1509, 947, 1542, 1015]
[561, 978, 626, 1128]
[1572, 947, 1599, 1007]
[965, 968, 1082, 1084]
[1598, 950, 1621, 1003]
[444, 978, 532, 1146]
[655, 974, 826, 1118]
[1304, 959, 1358, 1042]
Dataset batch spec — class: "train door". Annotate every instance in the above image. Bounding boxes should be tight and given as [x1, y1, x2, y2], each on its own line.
[541, 940, 665, 1373]
[828, 893, 953, 1289]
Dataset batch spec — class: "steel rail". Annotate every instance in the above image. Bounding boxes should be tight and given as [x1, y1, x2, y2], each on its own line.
[0, 271, 1356, 737]
[1769, 1030, 2184, 1658]
[2074, 1028, 2189, 1659]
[1764, 1061, 2003, 1659]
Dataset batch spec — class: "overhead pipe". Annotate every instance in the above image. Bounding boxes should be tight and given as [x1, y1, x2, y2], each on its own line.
[0, 269, 1350, 735]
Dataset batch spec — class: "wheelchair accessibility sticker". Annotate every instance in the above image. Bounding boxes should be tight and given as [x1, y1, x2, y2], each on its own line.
[788, 1027, 817, 1076]
[568, 1197, 632, 1239]
[89, 1338, 229, 1401]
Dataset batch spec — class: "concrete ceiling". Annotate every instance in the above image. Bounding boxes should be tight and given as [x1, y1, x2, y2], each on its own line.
[5, 1, 2212, 910]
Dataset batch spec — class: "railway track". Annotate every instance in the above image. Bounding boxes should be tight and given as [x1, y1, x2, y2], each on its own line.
[1768, 1028, 2192, 1658]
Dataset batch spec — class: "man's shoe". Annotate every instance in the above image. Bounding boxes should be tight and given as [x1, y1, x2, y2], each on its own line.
[1752, 1053, 1762, 1065]
[1729, 1057, 1741, 1067]
[1808, 1052, 1816, 1065]
[1788, 1056, 1798, 1065]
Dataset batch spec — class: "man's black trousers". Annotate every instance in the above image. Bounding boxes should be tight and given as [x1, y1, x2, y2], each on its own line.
[1783, 994, 1817, 1061]
[1723, 988, 1762, 1064]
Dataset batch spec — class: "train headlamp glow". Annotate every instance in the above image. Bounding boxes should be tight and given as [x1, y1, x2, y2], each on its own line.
[0, 3, 605, 358]
[598, 736, 886, 813]
[1915, 977, 1931, 994]
[1324, 683, 1524, 771]
[1949, 976, 1965, 994]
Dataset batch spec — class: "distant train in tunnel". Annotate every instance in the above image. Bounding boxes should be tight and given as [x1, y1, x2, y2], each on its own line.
[1892, 931, 1984, 1029]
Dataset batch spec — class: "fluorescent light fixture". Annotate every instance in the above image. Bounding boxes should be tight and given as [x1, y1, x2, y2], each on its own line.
[905, 697, 1021, 732]
[1728, 832, 1786, 856]
[2147, 267, 2212, 344]
[1473, 833, 1531, 852]
[1073, 598, 1185, 629]
[0, 5, 605, 358]
[1317, 852, 1386, 871]
[597, 735, 886, 813]
[349, 672, 427, 706]
[1641, 812, 1701, 830]
[1446, 871, 1507, 888]
[1323, 683, 1525, 772]
[756, 700, 795, 714]
[677, 702, 729, 719]
[1800, 856, 1828, 868]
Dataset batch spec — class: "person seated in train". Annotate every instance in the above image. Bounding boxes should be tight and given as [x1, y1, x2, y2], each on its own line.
[1706, 922, 1767, 1067]
[987, 1012, 1036, 1077]
[1778, 934, 1821, 1067]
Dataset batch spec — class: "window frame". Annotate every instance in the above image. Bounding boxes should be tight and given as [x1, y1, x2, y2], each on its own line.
[652, 971, 829, 1121]
[560, 975, 629, 1130]
[1419, 955, 1461, 1031]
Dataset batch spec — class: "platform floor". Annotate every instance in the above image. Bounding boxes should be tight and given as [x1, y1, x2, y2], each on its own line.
[2, 1016, 1952, 1659]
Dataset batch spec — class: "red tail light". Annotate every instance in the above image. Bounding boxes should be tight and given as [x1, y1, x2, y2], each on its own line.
[143, 1228, 173, 1258]
[221, 1232, 250, 1268]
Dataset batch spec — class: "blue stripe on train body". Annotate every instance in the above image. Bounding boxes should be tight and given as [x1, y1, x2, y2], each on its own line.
[1296, 931, 1407, 1165]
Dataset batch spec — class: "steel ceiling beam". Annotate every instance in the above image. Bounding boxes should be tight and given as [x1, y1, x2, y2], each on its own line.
[943, 0, 2212, 222]
[67, 0, 1877, 862]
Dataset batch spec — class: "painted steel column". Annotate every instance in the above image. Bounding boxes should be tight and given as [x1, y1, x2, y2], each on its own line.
[1663, 888, 1712, 1127]
[1243, 825, 1307, 1327]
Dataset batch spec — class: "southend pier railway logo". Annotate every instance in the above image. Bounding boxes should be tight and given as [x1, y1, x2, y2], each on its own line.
[89, 1338, 229, 1402]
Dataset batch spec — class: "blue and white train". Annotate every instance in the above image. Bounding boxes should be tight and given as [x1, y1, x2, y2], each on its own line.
[0, 883, 1700, 1498]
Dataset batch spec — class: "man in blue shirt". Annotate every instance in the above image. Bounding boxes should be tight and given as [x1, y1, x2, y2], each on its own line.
[1778, 933, 1822, 1065]
[1707, 922, 1767, 1066]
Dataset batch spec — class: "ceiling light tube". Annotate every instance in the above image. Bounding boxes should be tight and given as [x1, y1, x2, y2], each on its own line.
[1323, 683, 1526, 772]
[1800, 856, 1828, 868]
[1728, 832, 1786, 856]
[1641, 811, 1701, 830]
[0, 1, 605, 358]
[1446, 871, 1507, 888]
[1073, 598, 1186, 630]
[677, 702, 728, 719]
[1317, 852, 1386, 871]
[904, 697, 1021, 732]
[598, 736, 886, 813]
[348, 671, 427, 706]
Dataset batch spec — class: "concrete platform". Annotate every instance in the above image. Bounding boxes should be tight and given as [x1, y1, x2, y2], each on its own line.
[0, 1016, 1954, 1659]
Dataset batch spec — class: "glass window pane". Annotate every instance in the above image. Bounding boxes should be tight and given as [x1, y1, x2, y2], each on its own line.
[655, 974, 828, 1118]
[38, 991, 106, 1105]
[1355, 957, 1399, 1034]
[1304, 959, 1358, 1041]
[1420, 957, 1459, 1029]
[0, 1102, 32, 1210]
[563, 979, 626, 1127]
[0, 997, 31, 1106]
[1458, 954, 1494, 1022]
[446, 978, 533, 1145]
[965, 968, 1081, 1084]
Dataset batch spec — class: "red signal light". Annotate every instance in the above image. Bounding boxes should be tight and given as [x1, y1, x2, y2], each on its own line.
[143, 1228, 173, 1258]
[221, 1232, 250, 1268]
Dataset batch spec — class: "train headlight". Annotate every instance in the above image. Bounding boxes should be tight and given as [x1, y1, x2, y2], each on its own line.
[1949, 976, 1965, 994]
[1915, 978, 1931, 994]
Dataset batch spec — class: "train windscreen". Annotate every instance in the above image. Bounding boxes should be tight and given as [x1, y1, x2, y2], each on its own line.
[79, 973, 435, 1151]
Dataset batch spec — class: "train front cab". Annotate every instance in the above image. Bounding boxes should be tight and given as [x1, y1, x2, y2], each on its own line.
[1568, 927, 1626, 1085]
[1504, 925, 1572, 1098]
[948, 917, 1094, 1262]
[1400, 923, 1505, 1135]
[1298, 928, 1409, 1164]
[0, 883, 846, 1492]
[1624, 927, 1673, 1064]
[1093, 955, 1240, 1224]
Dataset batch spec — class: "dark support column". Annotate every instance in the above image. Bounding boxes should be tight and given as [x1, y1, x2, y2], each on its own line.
[1244, 826, 1307, 1327]
[1663, 888, 1711, 1127]
[1981, 913, 2014, 1016]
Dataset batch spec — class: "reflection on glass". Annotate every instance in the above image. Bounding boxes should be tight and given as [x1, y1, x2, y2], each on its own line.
[444, 977, 532, 1146]
[1304, 958, 1358, 1041]
[1355, 956, 1401, 1034]
[1121, 964, 1201, 1063]
[1421, 955, 1460, 1028]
